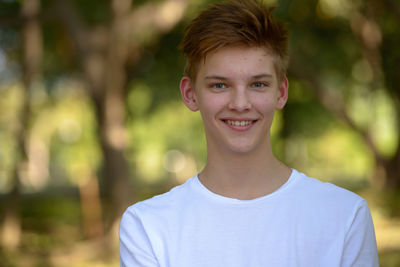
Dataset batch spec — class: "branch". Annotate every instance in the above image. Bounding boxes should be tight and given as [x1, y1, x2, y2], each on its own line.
[289, 56, 386, 165]
[53, 0, 91, 57]
[54, 0, 109, 100]
[127, 0, 189, 46]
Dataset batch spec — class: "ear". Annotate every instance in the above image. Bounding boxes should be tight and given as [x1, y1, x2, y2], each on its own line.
[180, 76, 199, 111]
[276, 76, 289, 110]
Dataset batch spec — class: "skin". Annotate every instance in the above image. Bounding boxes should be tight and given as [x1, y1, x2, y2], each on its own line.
[180, 46, 291, 200]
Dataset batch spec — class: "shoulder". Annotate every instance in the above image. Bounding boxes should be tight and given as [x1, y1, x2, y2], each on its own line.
[118, 178, 198, 267]
[293, 169, 364, 202]
[290, 170, 378, 265]
[290, 169, 367, 216]
[288, 170, 373, 236]
[121, 176, 196, 224]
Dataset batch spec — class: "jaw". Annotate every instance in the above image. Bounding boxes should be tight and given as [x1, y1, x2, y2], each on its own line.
[206, 133, 272, 159]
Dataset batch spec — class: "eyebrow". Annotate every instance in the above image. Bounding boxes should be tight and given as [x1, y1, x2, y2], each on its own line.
[251, 74, 274, 79]
[204, 75, 228, 81]
[204, 74, 273, 80]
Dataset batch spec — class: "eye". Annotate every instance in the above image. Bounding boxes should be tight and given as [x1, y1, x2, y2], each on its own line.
[252, 81, 270, 88]
[211, 83, 227, 89]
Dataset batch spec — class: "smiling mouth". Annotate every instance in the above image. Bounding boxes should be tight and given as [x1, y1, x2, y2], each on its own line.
[223, 119, 257, 127]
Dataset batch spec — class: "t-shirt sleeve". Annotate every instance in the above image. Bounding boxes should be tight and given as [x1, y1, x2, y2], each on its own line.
[119, 207, 159, 267]
[340, 199, 379, 267]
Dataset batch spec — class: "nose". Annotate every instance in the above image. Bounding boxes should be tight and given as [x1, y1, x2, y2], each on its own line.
[228, 88, 252, 112]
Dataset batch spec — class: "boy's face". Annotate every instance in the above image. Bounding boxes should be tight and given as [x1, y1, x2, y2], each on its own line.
[180, 46, 288, 154]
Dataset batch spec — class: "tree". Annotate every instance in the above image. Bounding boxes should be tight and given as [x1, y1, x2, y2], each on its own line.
[1, 0, 42, 250]
[54, 0, 190, 231]
[284, 0, 400, 189]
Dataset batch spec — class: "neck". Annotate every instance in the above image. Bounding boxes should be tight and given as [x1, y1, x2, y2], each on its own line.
[199, 142, 291, 200]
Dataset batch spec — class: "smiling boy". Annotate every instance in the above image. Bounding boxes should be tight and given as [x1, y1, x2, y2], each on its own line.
[179, 45, 291, 200]
[119, 0, 379, 266]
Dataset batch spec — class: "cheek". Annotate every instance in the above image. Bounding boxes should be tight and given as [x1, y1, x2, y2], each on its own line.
[198, 93, 227, 112]
[197, 98, 219, 122]
[253, 96, 277, 113]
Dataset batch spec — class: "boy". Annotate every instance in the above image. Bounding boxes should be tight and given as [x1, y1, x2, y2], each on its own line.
[119, 0, 379, 266]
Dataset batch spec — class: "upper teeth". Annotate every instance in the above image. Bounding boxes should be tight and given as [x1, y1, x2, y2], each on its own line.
[226, 120, 253, 126]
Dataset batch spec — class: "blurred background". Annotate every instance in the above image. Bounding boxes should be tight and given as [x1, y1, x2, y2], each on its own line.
[0, 0, 399, 266]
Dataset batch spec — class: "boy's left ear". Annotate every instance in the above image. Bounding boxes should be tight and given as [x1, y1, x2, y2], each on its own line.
[180, 77, 199, 111]
[276, 76, 289, 110]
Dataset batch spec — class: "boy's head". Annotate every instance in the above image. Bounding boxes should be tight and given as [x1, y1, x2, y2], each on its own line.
[180, 0, 289, 83]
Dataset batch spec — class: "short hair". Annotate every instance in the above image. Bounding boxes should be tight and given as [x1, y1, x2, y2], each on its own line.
[180, 0, 289, 82]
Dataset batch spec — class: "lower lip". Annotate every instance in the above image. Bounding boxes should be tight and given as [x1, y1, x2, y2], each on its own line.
[223, 120, 256, 132]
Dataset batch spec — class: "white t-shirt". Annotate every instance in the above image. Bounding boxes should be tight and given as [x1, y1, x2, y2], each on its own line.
[119, 169, 379, 267]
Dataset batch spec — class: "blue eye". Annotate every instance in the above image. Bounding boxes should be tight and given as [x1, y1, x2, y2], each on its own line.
[213, 83, 226, 89]
[253, 82, 265, 88]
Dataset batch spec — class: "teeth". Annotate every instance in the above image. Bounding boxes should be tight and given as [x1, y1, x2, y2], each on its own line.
[226, 120, 253, 126]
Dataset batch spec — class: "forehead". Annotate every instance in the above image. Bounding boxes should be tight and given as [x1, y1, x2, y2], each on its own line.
[197, 46, 277, 78]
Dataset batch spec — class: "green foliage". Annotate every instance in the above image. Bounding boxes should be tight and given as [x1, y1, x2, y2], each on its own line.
[0, 0, 19, 18]
[1, 0, 400, 264]
[49, 84, 101, 186]
[0, 0, 398, 190]
[127, 94, 205, 183]
[0, 83, 24, 192]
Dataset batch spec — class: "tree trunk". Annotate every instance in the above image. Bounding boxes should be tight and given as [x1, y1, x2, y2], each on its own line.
[104, 0, 133, 227]
[55, 0, 190, 234]
[78, 171, 104, 239]
[1, 0, 42, 250]
[384, 135, 400, 189]
[1, 180, 20, 250]
[54, 0, 133, 232]
[380, 0, 400, 189]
